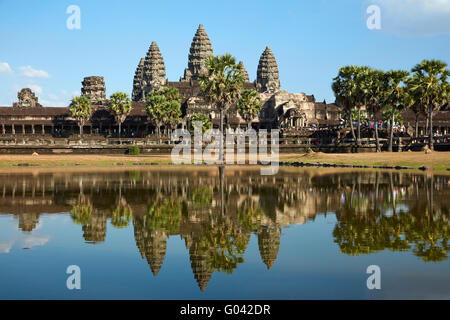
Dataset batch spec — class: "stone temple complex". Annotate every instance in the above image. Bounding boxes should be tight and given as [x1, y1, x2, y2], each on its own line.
[0, 24, 448, 141]
[0, 24, 344, 139]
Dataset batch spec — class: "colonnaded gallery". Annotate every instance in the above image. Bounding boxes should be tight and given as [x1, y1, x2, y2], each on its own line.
[0, 24, 343, 138]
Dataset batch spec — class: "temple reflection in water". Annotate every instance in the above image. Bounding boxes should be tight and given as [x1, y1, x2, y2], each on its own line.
[0, 168, 448, 291]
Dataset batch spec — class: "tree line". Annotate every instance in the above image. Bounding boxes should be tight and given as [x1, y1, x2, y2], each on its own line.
[332, 59, 449, 151]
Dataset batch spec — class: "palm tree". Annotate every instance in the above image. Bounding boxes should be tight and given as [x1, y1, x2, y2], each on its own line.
[189, 113, 212, 133]
[145, 87, 182, 143]
[69, 96, 92, 139]
[199, 54, 245, 163]
[332, 66, 358, 144]
[383, 70, 410, 152]
[353, 66, 372, 146]
[405, 75, 426, 139]
[360, 68, 385, 152]
[410, 60, 449, 150]
[164, 99, 182, 135]
[108, 92, 133, 142]
[237, 89, 262, 129]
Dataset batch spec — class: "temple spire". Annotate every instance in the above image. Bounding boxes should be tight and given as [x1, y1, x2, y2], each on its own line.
[239, 61, 250, 82]
[142, 41, 166, 96]
[181, 24, 213, 81]
[256, 46, 281, 93]
[257, 226, 281, 270]
[132, 58, 145, 102]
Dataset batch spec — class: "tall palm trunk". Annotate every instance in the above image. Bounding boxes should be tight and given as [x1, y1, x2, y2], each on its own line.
[118, 122, 122, 145]
[357, 108, 361, 146]
[388, 107, 395, 152]
[429, 107, 434, 150]
[414, 113, 419, 138]
[219, 108, 224, 164]
[348, 109, 356, 143]
[374, 112, 380, 152]
[79, 124, 83, 139]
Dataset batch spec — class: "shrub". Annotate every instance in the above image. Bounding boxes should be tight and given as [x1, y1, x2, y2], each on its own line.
[128, 145, 140, 155]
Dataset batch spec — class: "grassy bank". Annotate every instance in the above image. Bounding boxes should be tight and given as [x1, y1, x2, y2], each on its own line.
[282, 151, 450, 172]
[0, 152, 448, 172]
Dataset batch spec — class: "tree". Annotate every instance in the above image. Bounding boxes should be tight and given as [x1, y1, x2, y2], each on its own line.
[353, 66, 372, 146]
[359, 68, 385, 152]
[332, 66, 358, 144]
[69, 96, 92, 139]
[110, 204, 133, 229]
[108, 92, 133, 142]
[199, 54, 245, 163]
[146, 87, 182, 142]
[405, 75, 426, 139]
[409, 60, 449, 150]
[383, 70, 410, 152]
[189, 113, 212, 133]
[237, 89, 262, 129]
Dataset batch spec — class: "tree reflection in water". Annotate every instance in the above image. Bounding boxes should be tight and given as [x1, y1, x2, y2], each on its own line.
[1, 169, 449, 290]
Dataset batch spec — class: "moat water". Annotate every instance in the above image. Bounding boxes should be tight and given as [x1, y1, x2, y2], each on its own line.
[0, 167, 448, 299]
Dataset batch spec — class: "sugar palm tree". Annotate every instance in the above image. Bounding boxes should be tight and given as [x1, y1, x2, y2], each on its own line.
[359, 68, 385, 152]
[108, 92, 133, 143]
[383, 70, 410, 152]
[189, 113, 212, 133]
[332, 66, 358, 144]
[69, 96, 92, 139]
[237, 89, 262, 129]
[409, 60, 449, 150]
[146, 87, 182, 143]
[405, 75, 426, 139]
[199, 54, 245, 163]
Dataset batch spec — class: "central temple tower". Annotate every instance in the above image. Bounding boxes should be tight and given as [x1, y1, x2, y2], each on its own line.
[181, 24, 214, 82]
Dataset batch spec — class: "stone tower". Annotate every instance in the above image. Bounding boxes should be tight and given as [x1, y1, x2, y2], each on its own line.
[239, 61, 250, 83]
[132, 58, 145, 102]
[81, 76, 107, 106]
[13, 88, 42, 108]
[133, 217, 168, 276]
[257, 226, 281, 270]
[189, 243, 213, 292]
[17, 213, 40, 233]
[142, 41, 166, 98]
[256, 46, 281, 93]
[82, 213, 107, 244]
[181, 24, 214, 82]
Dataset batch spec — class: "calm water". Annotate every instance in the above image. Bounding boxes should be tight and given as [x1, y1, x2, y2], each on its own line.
[0, 167, 449, 299]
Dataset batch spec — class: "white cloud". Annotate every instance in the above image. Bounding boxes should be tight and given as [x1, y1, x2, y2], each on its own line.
[27, 84, 43, 95]
[371, 0, 450, 35]
[20, 235, 50, 249]
[19, 66, 50, 78]
[0, 62, 12, 73]
[0, 241, 14, 253]
[48, 94, 59, 100]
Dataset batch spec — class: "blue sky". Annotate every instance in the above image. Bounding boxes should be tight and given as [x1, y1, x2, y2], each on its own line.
[0, 0, 449, 107]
